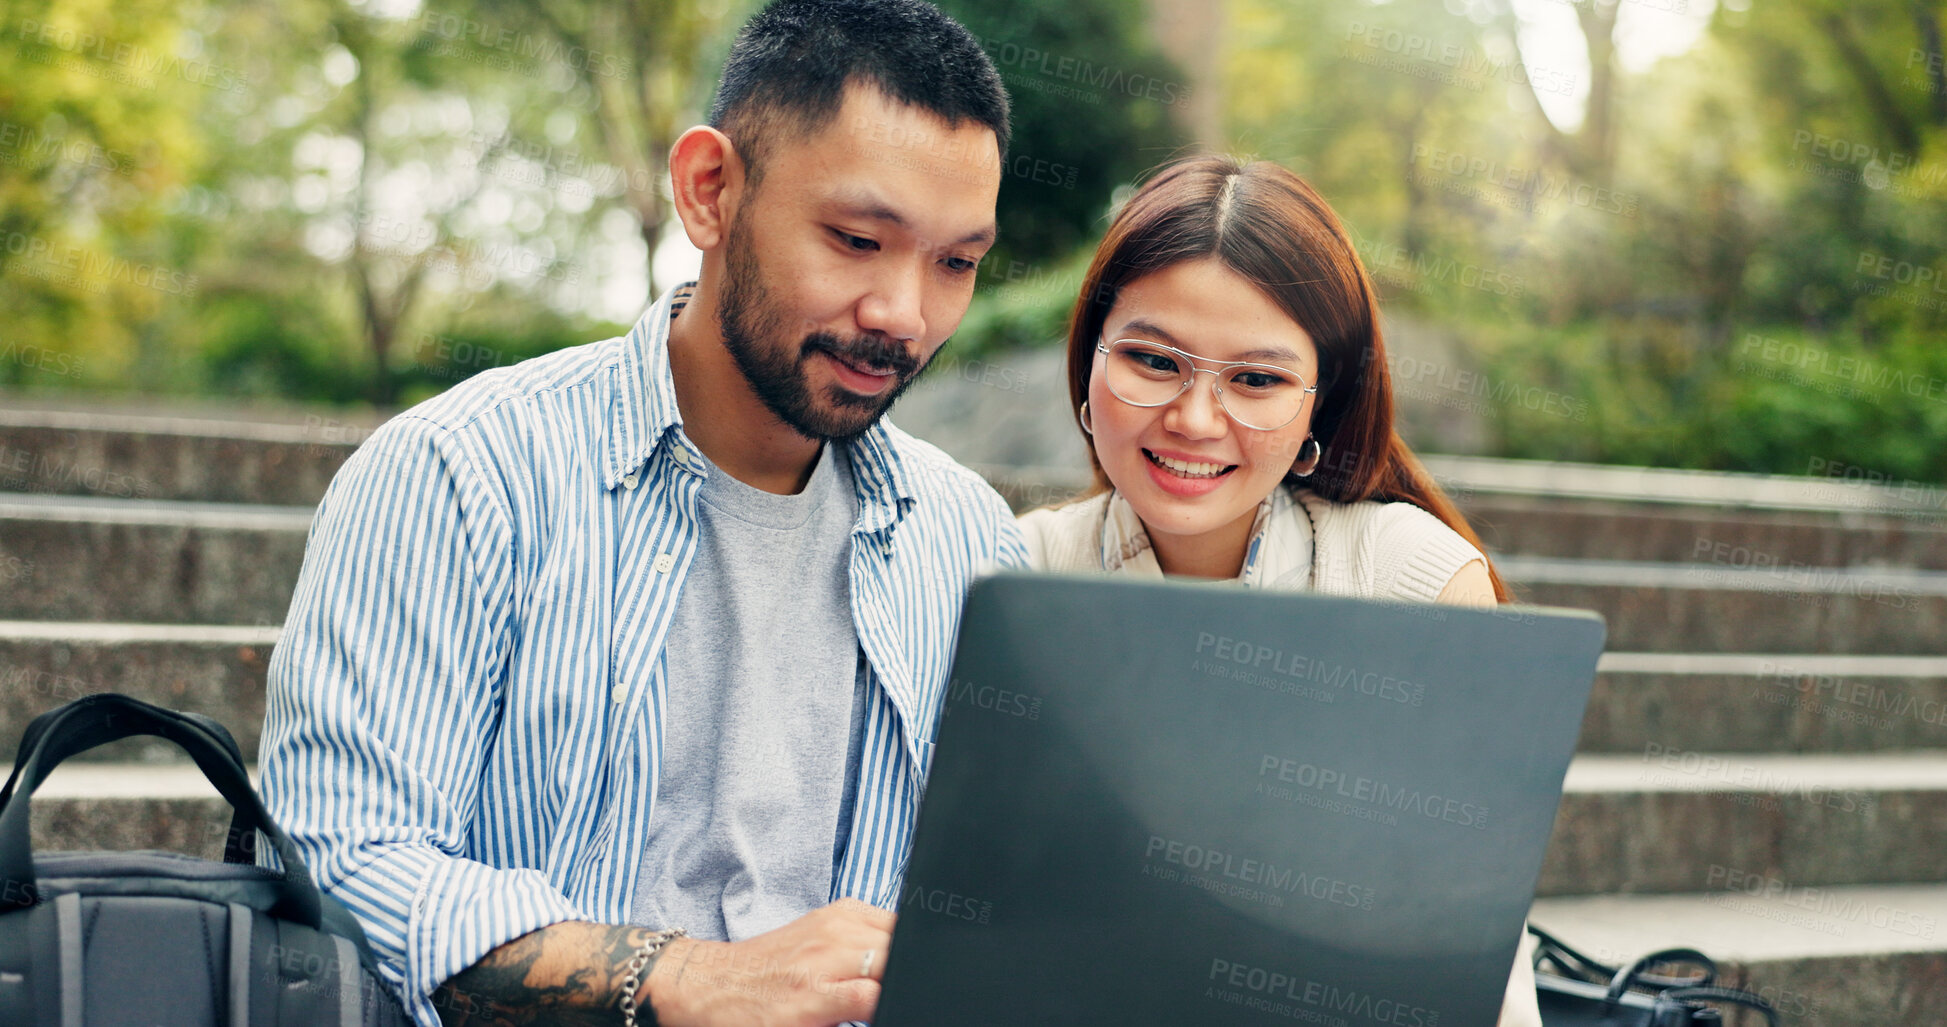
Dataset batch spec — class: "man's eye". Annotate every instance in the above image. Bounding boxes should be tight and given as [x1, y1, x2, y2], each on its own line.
[834, 229, 878, 252]
[942, 256, 977, 274]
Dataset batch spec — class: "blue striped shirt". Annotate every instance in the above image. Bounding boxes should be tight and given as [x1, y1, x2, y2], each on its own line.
[259, 285, 1029, 1026]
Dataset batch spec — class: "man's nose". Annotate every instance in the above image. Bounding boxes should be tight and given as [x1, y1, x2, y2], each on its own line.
[855, 264, 927, 344]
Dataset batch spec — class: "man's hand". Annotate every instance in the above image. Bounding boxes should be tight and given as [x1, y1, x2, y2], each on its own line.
[646, 899, 896, 1027]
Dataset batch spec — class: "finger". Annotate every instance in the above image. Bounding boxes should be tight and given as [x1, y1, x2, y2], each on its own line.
[829, 896, 897, 931]
[807, 975, 881, 1025]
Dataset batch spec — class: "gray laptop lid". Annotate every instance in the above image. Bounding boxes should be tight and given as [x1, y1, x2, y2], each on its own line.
[876, 573, 1605, 1027]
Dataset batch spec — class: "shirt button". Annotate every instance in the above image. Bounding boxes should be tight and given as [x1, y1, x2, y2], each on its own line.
[653, 553, 676, 573]
[611, 684, 628, 704]
[622, 472, 639, 490]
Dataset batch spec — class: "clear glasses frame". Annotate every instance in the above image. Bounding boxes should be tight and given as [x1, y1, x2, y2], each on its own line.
[1095, 337, 1317, 431]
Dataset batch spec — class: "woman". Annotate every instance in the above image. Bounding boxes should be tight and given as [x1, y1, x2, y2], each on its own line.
[1017, 154, 1539, 1026]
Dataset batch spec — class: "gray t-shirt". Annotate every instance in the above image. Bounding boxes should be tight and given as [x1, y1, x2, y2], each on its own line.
[629, 441, 869, 941]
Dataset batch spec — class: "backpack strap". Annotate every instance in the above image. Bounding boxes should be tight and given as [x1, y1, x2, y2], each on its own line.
[0, 693, 323, 929]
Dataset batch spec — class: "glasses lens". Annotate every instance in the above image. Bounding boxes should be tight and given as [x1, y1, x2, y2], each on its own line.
[1219, 364, 1308, 430]
[1100, 340, 1309, 430]
[1102, 341, 1190, 406]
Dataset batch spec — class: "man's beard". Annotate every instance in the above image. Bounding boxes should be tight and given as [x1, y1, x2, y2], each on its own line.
[716, 211, 925, 442]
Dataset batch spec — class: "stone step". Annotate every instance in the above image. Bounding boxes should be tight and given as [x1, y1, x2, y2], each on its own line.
[1540, 752, 1947, 897]
[9, 633, 1941, 766]
[14, 753, 1945, 899]
[1529, 883, 1947, 1026]
[1463, 493, 1947, 569]
[0, 408, 363, 506]
[9, 492, 1947, 651]
[0, 622, 277, 763]
[1506, 557, 1947, 654]
[12, 759, 1934, 1025]
[1582, 653, 1947, 754]
[7, 407, 1946, 568]
[0, 493, 310, 624]
[19, 761, 260, 862]
[5, 631, 1942, 761]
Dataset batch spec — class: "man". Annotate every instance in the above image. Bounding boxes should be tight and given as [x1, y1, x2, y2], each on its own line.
[258, 2, 1020, 1024]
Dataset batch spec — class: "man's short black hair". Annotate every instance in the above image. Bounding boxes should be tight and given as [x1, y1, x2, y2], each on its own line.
[707, 0, 1010, 188]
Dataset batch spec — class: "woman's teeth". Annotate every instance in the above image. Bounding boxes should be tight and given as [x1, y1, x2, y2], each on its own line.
[1145, 450, 1233, 479]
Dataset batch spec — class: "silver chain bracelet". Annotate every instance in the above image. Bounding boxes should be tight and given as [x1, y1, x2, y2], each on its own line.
[620, 927, 688, 1027]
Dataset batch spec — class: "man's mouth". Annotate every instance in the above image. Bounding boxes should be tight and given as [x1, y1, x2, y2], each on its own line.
[829, 352, 897, 378]
[1144, 449, 1237, 480]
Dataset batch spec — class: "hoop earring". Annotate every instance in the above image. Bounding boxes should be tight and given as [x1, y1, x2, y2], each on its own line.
[1078, 400, 1094, 436]
[1290, 435, 1322, 477]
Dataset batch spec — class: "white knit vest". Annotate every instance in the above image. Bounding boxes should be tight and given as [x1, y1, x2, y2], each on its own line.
[1016, 485, 1485, 602]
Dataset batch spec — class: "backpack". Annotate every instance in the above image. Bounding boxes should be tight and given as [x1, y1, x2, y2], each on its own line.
[0, 692, 411, 1026]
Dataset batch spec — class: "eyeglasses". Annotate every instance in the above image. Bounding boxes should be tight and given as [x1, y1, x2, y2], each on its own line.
[1095, 338, 1317, 431]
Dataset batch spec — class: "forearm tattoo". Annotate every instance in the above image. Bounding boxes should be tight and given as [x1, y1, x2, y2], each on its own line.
[432, 924, 667, 1027]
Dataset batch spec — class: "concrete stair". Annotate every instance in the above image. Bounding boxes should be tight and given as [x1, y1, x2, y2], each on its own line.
[3, 405, 1944, 1023]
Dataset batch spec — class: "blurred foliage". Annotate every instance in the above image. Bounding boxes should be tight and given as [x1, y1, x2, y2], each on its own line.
[1206, 0, 1947, 482]
[1, 0, 1944, 483]
[931, 0, 1192, 277]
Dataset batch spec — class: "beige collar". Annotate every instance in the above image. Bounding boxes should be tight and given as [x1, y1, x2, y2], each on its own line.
[1096, 484, 1316, 591]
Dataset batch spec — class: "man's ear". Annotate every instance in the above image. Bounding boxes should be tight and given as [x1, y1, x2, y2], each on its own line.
[669, 126, 747, 251]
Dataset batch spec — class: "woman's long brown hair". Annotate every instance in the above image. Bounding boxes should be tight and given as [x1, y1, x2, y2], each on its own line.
[1063, 154, 1513, 602]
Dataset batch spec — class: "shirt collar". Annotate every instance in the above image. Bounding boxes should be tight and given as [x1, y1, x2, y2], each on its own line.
[607, 283, 918, 536]
[1097, 484, 1314, 589]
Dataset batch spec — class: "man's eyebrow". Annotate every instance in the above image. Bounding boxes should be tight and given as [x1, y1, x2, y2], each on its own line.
[1117, 317, 1304, 364]
[824, 189, 995, 246]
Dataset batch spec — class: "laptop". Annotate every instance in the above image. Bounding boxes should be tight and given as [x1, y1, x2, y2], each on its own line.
[874, 573, 1606, 1027]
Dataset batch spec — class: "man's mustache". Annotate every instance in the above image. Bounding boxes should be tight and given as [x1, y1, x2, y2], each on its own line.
[804, 332, 921, 380]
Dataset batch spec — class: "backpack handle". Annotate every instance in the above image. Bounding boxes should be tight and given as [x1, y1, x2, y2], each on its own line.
[0, 692, 323, 928]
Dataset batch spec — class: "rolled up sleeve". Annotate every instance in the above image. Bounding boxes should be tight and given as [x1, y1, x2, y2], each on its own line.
[260, 416, 583, 1027]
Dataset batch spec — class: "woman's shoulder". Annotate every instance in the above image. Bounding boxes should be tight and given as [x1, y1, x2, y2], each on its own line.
[1016, 491, 1110, 571]
[1292, 488, 1485, 601]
